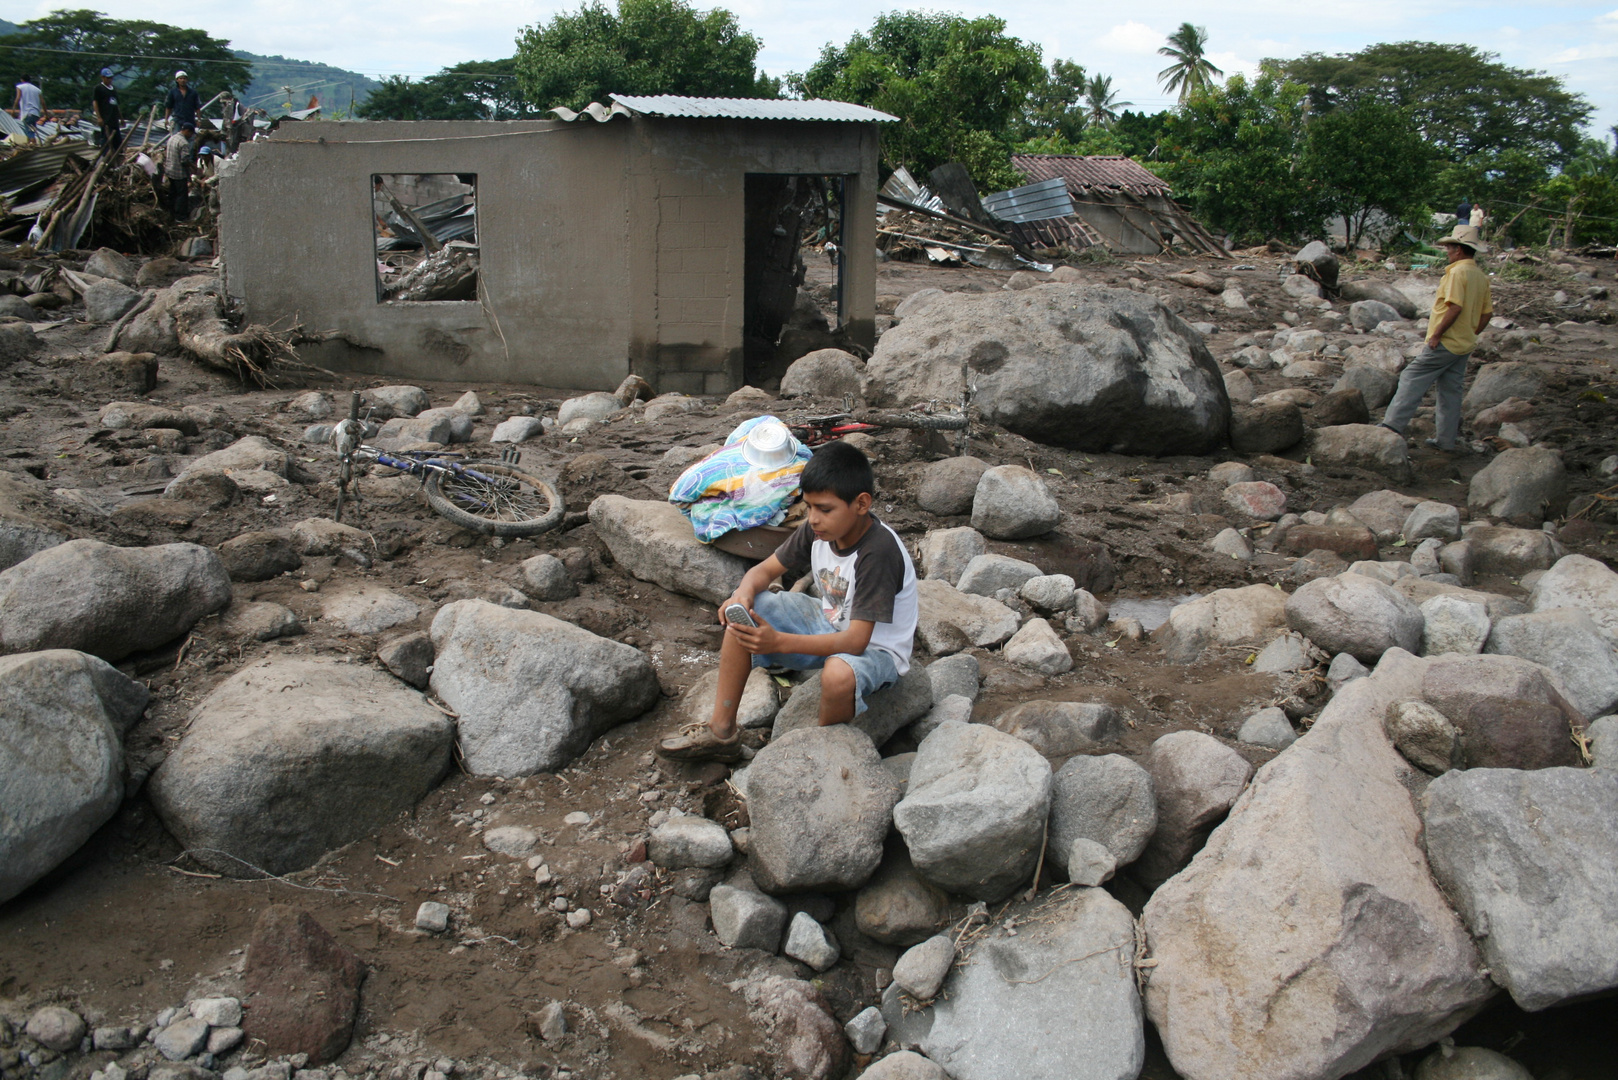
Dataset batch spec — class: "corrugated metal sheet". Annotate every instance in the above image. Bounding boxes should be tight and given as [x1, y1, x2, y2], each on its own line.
[982, 177, 1074, 223]
[1012, 154, 1172, 196]
[0, 142, 97, 200]
[608, 95, 896, 122]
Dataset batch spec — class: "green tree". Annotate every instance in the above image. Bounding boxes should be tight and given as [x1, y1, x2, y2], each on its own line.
[514, 0, 774, 113]
[1303, 102, 1433, 250]
[358, 59, 537, 121]
[1110, 109, 1173, 160]
[1083, 75, 1131, 129]
[794, 11, 1044, 190]
[1013, 59, 1086, 146]
[1158, 71, 1322, 243]
[0, 8, 250, 114]
[1531, 130, 1618, 247]
[1157, 22, 1222, 103]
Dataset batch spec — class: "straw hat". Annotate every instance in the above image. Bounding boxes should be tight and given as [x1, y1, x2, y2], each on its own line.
[1436, 223, 1489, 253]
[741, 420, 801, 469]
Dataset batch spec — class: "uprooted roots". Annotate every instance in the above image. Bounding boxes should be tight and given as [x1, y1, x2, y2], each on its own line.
[163, 284, 320, 388]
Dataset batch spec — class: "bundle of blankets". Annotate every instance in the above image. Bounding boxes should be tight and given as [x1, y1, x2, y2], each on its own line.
[669, 415, 810, 542]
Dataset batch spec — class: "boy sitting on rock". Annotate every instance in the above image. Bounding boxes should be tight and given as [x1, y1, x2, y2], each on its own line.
[659, 441, 919, 762]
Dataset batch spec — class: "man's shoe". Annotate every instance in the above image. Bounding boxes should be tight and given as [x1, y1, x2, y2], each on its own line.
[657, 722, 742, 762]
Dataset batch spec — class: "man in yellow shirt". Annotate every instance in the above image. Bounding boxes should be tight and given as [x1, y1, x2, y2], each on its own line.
[1380, 224, 1493, 452]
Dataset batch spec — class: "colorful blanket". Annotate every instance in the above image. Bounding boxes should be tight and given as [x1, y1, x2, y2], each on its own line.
[669, 415, 810, 542]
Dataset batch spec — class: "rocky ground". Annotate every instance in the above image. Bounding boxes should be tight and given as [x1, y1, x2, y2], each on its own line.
[2, 242, 1616, 1080]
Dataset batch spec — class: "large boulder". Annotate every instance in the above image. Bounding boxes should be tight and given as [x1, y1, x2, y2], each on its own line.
[864, 285, 1229, 455]
[0, 650, 148, 902]
[780, 348, 866, 400]
[588, 496, 749, 606]
[1285, 573, 1424, 663]
[917, 457, 989, 516]
[1332, 365, 1398, 411]
[148, 658, 453, 876]
[1349, 299, 1402, 332]
[1339, 279, 1417, 319]
[883, 887, 1143, 1080]
[1463, 363, 1544, 418]
[0, 471, 69, 572]
[243, 906, 366, 1064]
[1154, 585, 1288, 664]
[956, 553, 1042, 597]
[971, 466, 1060, 539]
[1142, 651, 1495, 1080]
[1467, 447, 1566, 521]
[1465, 525, 1564, 577]
[993, 700, 1122, 756]
[0, 540, 231, 661]
[1294, 241, 1339, 287]
[1133, 731, 1253, 889]
[915, 579, 1021, 654]
[1047, 753, 1156, 876]
[915, 526, 986, 585]
[855, 840, 951, 946]
[1484, 608, 1618, 719]
[1530, 554, 1618, 646]
[428, 600, 660, 775]
[169, 435, 289, 486]
[893, 723, 1052, 901]
[1419, 653, 1585, 769]
[747, 725, 901, 894]
[1309, 425, 1412, 481]
[1229, 402, 1304, 454]
[1424, 766, 1618, 1011]
[771, 665, 933, 747]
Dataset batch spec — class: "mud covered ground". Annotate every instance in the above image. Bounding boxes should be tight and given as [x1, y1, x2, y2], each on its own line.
[2, 245, 1616, 1080]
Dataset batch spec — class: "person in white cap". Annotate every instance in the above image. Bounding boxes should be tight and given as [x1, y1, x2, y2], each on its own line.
[164, 70, 200, 133]
[1380, 223, 1493, 452]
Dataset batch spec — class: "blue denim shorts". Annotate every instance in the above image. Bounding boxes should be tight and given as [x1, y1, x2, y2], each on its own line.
[747, 590, 900, 715]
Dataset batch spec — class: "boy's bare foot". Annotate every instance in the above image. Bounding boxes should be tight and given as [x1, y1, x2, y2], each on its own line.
[657, 722, 742, 762]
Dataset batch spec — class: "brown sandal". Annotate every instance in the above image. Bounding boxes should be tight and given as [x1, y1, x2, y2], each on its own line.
[657, 721, 743, 762]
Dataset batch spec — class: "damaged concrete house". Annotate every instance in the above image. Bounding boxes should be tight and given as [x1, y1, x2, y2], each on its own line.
[218, 95, 894, 394]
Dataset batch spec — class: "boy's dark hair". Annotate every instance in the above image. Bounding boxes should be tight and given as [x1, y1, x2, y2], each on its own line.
[800, 440, 875, 504]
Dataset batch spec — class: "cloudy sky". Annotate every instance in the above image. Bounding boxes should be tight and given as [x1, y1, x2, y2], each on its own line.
[7, 0, 1616, 136]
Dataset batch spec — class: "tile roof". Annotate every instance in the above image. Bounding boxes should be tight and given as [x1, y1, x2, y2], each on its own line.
[1011, 154, 1172, 197]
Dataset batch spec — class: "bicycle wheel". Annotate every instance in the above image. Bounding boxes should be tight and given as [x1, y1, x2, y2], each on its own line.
[860, 411, 969, 431]
[424, 462, 564, 537]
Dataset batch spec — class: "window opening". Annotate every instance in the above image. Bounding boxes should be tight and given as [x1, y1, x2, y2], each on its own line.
[372, 173, 478, 302]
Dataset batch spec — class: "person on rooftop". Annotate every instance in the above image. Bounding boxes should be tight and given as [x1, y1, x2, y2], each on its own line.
[164, 70, 201, 133]
[13, 75, 44, 143]
[92, 68, 122, 156]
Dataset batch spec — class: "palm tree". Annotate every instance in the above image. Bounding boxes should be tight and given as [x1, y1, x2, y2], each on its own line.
[1083, 75, 1132, 129]
[1157, 22, 1223, 102]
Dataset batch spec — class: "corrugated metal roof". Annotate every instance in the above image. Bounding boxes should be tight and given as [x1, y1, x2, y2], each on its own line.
[982, 176, 1074, 223]
[609, 95, 896, 122]
[1012, 154, 1172, 196]
[0, 142, 97, 200]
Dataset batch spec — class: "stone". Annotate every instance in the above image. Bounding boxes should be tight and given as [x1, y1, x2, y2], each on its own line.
[415, 901, 450, 932]
[1208, 461, 1255, 486]
[216, 601, 302, 642]
[773, 664, 933, 746]
[1349, 299, 1402, 331]
[99, 400, 198, 433]
[1019, 573, 1076, 612]
[482, 825, 538, 858]
[748, 725, 901, 893]
[956, 553, 1042, 597]
[1424, 766, 1618, 1010]
[0, 475, 68, 573]
[883, 887, 1142, 1080]
[855, 840, 950, 947]
[412, 407, 474, 443]
[1411, 537, 1445, 576]
[1352, 491, 1424, 547]
[915, 527, 986, 585]
[780, 348, 866, 400]
[994, 700, 1122, 757]
[1531, 554, 1618, 647]
[1280, 524, 1379, 563]
[1332, 363, 1397, 410]
[1143, 653, 1494, 1080]
[243, 906, 365, 1064]
[1485, 608, 1618, 719]
[682, 666, 779, 731]
[1221, 286, 1251, 311]
[710, 884, 789, 951]
[1414, 1047, 1534, 1080]
[894, 723, 1052, 901]
[915, 579, 1021, 654]
[1465, 525, 1563, 577]
[0, 540, 230, 662]
[1285, 573, 1423, 663]
[155, 1015, 210, 1060]
[1421, 653, 1585, 769]
[1229, 402, 1305, 454]
[649, 817, 733, 869]
[909, 694, 971, 743]
[377, 631, 433, 689]
[1403, 501, 1462, 542]
[1294, 240, 1339, 286]
[743, 976, 849, 1080]
[1281, 273, 1321, 299]
[1047, 753, 1155, 875]
[374, 415, 452, 448]
[1222, 367, 1255, 404]
[214, 531, 300, 582]
[85, 279, 142, 323]
[1231, 345, 1276, 370]
[429, 600, 659, 775]
[1065, 837, 1117, 885]
[360, 385, 429, 419]
[517, 553, 576, 601]
[1591, 715, 1618, 771]
[1346, 559, 1418, 587]
[892, 934, 955, 1001]
[1419, 594, 1491, 656]
[1279, 359, 1332, 378]
[1312, 387, 1372, 427]
[916, 456, 989, 516]
[1463, 362, 1544, 418]
[1222, 481, 1287, 521]
[866, 284, 1228, 454]
[149, 658, 452, 875]
[845, 1007, 887, 1055]
[1238, 706, 1297, 750]
[320, 585, 420, 635]
[490, 416, 545, 444]
[1338, 279, 1417, 319]
[1309, 424, 1412, 480]
[1155, 585, 1289, 664]
[25, 1007, 87, 1053]
[1253, 632, 1313, 673]
[1001, 618, 1072, 675]
[1468, 447, 1565, 521]
[1070, 589, 1109, 632]
[190, 997, 243, 1027]
[557, 391, 624, 426]
[783, 912, 841, 971]
[163, 469, 239, 510]
[1328, 651, 1369, 689]
[971, 466, 1060, 539]
[1133, 731, 1254, 889]
[589, 496, 749, 606]
[643, 393, 702, 422]
[289, 391, 334, 419]
[172, 436, 290, 487]
[1384, 700, 1461, 774]
[84, 247, 138, 286]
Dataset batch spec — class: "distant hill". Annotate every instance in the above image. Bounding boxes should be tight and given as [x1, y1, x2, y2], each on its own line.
[233, 51, 381, 116]
[0, 19, 19, 37]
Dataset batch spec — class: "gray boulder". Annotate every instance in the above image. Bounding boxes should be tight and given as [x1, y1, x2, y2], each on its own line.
[1420, 653, 1585, 769]
[0, 539, 231, 661]
[1047, 753, 1156, 876]
[429, 600, 660, 775]
[893, 722, 1052, 901]
[710, 885, 789, 951]
[918, 457, 989, 516]
[883, 887, 1143, 1080]
[1468, 447, 1565, 521]
[648, 817, 733, 869]
[1237, 706, 1297, 750]
[1155, 585, 1288, 664]
[148, 657, 452, 876]
[1133, 731, 1254, 890]
[1285, 573, 1423, 663]
[1229, 402, 1305, 454]
[85, 247, 138, 286]
[893, 933, 955, 1001]
[855, 840, 951, 946]
[1485, 608, 1618, 718]
[993, 700, 1122, 757]
[1424, 766, 1618, 1010]
[926, 652, 980, 703]
[1143, 652, 1494, 1080]
[1419, 594, 1491, 656]
[915, 579, 1021, 654]
[771, 664, 933, 746]
[1001, 618, 1073, 675]
[1294, 241, 1339, 286]
[780, 348, 866, 400]
[1403, 501, 1462, 543]
[1531, 554, 1618, 646]
[1414, 1047, 1533, 1080]
[1338, 279, 1417, 319]
[169, 435, 289, 486]
[915, 526, 986, 586]
[1465, 525, 1564, 577]
[864, 284, 1229, 455]
[85, 280, 141, 323]
[360, 385, 429, 419]
[0, 472, 69, 572]
[1349, 299, 1402, 331]
[1332, 364, 1397, 410]
[588, 496, 749, 606]
[0, 650, 148, 902]
[783, 911, 841, 971]
[971, 466, 1060, 539]
[519, 554, 578, 601]
[682, 666, 779, 730]
[1020, 573, 1077, 612]
[1384, 700, 1461, 774]
[490, 416, 545, 444]
[1463, 363, 1544, 418]
[747, 725, 901, 894]
[956, 553, 1042, 597]
[1309, 424, 1412, 481]
[857, 1052, 950, 1080]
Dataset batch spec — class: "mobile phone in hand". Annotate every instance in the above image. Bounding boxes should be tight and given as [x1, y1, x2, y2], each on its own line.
[724, 603, 757, 628]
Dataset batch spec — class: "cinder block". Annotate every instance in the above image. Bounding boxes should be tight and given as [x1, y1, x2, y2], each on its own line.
[656, 370, 705, 396]
[704, 371, 739, 395]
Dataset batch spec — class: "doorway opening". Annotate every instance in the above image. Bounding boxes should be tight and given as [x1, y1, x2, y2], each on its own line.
[743, 174, 849, 388]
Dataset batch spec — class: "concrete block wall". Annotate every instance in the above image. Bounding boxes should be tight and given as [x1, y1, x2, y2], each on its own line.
[652, 169, 740, 394]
